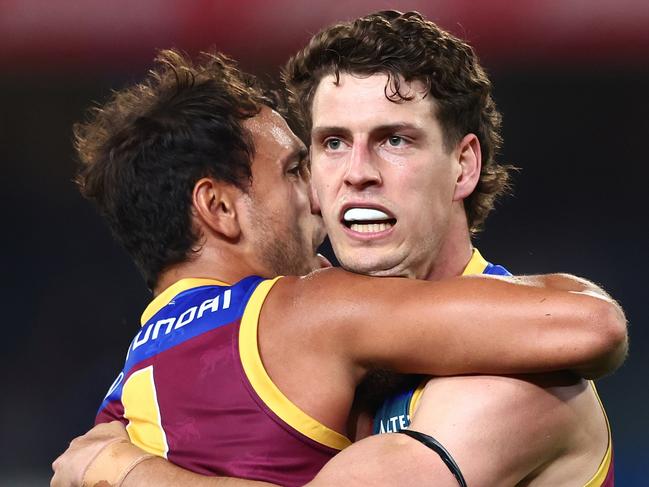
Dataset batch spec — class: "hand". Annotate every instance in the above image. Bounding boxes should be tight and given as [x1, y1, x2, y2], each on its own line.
[51, 421, 129, 487]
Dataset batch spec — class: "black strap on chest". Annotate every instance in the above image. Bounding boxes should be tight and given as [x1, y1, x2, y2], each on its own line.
[398, 429, 468, 487]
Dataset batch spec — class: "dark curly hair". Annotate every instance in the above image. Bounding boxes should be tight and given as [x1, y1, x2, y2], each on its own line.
[75, 49, 269, 288]
[283, 10, 512, 233]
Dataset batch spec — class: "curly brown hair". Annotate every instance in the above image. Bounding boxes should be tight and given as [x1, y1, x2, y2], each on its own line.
[75, 49, 269, 288]
[283, 10, 512, 233]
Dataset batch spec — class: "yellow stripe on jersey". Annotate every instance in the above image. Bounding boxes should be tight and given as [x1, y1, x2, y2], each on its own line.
[123, 366, 169, 458]
[408, 380, 428, 419]
[584, 381, 613, 487]
[239, 277, 352, 451]
[462, 248, 489, 276]
[140, 278, 230, 326]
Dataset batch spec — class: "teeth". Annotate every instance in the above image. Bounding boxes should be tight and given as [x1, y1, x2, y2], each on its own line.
[350, 222, 391, 233]
[344, 208, 390, 222]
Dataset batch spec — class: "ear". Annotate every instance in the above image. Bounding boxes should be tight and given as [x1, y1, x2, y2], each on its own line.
[453, 133, 482, 201]
[192, 177, 241, 240]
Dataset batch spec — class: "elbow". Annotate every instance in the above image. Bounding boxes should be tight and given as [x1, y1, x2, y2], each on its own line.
[578, 297, 628, 379]
[598, 298, 628, 372]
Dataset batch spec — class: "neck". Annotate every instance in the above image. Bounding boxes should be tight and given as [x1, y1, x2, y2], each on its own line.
[423, 208, 474, 281]
[153, 245, 257, 296]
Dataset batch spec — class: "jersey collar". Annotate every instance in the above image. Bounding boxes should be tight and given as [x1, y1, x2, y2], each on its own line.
[461, 248, 489, 276]
[140, 278, 230, 326]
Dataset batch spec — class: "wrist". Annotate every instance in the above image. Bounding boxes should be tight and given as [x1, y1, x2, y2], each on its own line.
[82, 439, 155, 487]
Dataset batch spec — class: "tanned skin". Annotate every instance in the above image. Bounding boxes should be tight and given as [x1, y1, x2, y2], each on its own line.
[52, 105, 626, 487]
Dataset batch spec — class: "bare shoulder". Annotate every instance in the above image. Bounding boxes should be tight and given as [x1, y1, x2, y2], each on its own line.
[260, 268, 368, 338]
[408, 374, 609, 486]
[260, 268, 404, 345]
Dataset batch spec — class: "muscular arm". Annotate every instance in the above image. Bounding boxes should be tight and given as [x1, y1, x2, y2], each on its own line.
[309, 374, 608, 487]
[56, 271, 625, 486]
[275, 270, 627, 380]
[306, 432, 460, 487]
[123, 459, 275, 487]
[406, 375, 597, 486]
[52, 423, 459, 487]
[51, 422, 276, 487]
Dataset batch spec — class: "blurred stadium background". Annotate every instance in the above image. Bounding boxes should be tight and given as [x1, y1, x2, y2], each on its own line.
[1, 0, 647, 485]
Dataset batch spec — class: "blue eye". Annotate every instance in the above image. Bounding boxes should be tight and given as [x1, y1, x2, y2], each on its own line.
[326, 138, 342, 150]
[387, 136, 405, 147]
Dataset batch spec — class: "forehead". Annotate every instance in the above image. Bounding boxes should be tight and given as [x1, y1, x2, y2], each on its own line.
[244, 106, 304, 162]
[311, 73, 436, 130]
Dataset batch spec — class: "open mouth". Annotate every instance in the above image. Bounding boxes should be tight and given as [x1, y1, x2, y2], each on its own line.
[342, 207, 397, 234]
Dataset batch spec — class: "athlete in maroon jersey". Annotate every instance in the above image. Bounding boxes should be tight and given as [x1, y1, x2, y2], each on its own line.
[52, 46, 625, 487]
[95, 276, 344, 485]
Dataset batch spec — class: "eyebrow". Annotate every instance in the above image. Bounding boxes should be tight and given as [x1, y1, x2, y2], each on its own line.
[371, 123, 424, 137]
[311, 126, 351, 140]
[282, 145, 309, 165]
[312, 123, 423, 140]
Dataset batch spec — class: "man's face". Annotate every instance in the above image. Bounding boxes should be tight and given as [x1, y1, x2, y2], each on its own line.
[243, 107, 324, 277]
[310, 73, 461, 279]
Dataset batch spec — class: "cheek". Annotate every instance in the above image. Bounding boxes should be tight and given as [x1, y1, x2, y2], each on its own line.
[397, 172, 454, 220]
[291, 183, 314, 220]
[377, 147, 412, 167]
[311, 177, 333, 211]
[415, 163, 457, 199]
[312, 155, 342, 188]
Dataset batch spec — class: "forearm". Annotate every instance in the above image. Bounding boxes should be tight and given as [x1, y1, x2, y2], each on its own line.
[422, 273, 627, 377]
[305, 433, 458, 487]
[531, 273, 627, 377]
[123, 457, 276, 487]
[51, 422, 277, 487]
[327, 271, 628, 378]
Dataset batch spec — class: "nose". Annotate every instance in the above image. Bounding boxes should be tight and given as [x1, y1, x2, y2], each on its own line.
[343, 142, 382, 189]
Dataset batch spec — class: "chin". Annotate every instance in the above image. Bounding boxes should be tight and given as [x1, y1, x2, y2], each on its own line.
[339, 255, 408, 278]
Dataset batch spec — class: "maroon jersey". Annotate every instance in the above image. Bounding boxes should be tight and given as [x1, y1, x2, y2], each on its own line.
[97, 276, 351, 486]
